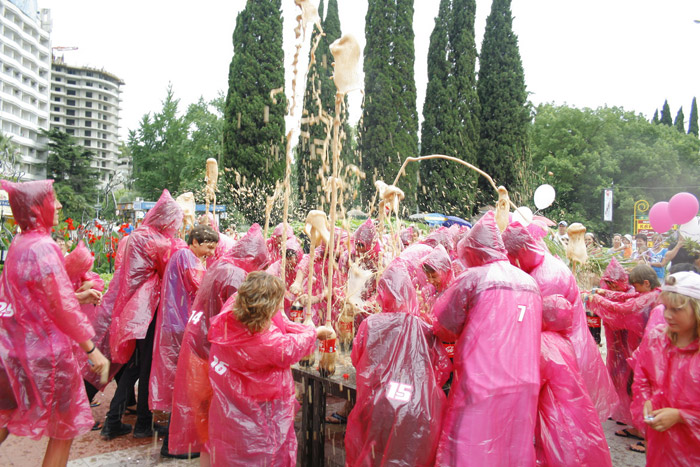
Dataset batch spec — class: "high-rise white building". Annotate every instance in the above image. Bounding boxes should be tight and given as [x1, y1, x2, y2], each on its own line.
[0, 0, 52, 181]
[50, 58, 124, 187]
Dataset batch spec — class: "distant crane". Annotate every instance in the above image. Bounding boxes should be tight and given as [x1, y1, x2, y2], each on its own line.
[51, 46, 78, 63]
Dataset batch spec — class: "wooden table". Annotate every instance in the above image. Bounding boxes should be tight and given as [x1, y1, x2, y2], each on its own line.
[293, 361, 357, 467]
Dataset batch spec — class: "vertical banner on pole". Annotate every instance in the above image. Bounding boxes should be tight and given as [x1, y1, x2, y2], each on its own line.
[603, 188, 613, 222]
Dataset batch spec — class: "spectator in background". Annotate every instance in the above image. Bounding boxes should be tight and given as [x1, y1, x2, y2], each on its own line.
[633, 234, 650, 264]
[648, 233, 669, 281]
[585, 232, 603, 256]
[609, 234, 625, 256]
[555, 221, 569, 245]
[622, 235, 634, 259]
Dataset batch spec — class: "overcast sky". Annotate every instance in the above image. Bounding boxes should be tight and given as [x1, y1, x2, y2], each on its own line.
[41, 0, 700, 141]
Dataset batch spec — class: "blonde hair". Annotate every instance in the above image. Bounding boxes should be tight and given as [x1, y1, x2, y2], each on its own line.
[660, 275, 700, 347]
[233, 271, 285, 333]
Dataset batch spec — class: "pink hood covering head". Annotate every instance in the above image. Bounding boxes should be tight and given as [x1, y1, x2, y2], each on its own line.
[272, 222, 293, 240]
[422, 245, 453, 289]
[64, 240, 93, 283]
[502, 221, 546, 273]
[422, 227, 453, 252]
[227, 223, 269, 272]
[1, 179, 55, 233]
[143, 189, 183, 237]
[284, 236, 303, 264]
[376, 259, 418, 315]
[600, 257, 629, 291]
[354, 218, 377, 249]
[400, 227, 413, 246]
[541, 294, 573, 333]
[457, 211, 508, 268]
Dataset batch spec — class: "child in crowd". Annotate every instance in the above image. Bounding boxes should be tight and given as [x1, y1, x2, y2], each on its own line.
[632, 272, 700, 465]
[206, 272, 331, 466]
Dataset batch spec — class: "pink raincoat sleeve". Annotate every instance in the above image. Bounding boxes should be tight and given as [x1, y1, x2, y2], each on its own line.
[206, 309, 315, 466]
[536, 295, 612, 466]
[588, 290, 659, 338]
[149, 248, 204, 412]
[632, 327, 700, 465]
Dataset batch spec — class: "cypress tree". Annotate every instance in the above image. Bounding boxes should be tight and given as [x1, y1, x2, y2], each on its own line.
[477, 0, 531, 205]
[674, 107, 685, 133]
[651, 109, 659, 124]
[296, 0, 352, 212]
[659, 100, 673, 126]
[420, 0, 480, 215]
[359, 0, 419, 210]
[689, 97, 699, 137]
[223, 0, 287, 221]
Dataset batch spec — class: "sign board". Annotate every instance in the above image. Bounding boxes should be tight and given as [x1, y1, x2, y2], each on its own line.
[635, 216, 653, 239]
[603, 189, 613, 222]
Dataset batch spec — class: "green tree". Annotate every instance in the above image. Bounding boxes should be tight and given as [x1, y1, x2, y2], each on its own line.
[128, 85, 187, 201]
[477, 0, 531, 205]
[44, 128, 100, 219]
[651, 109, 659, 124]
[689, 97, 699, 137]
[660, 100, 672, 126]
[0, 133, 23, 181]
[674, 107, 685, 133]
[223, 0, 287, 222]
[530, 104, 700, 236]
[419, 0, 480, 215]
[359, 0, 419, 210]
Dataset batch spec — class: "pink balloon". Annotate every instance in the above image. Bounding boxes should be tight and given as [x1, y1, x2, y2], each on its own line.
[668, 192, 699, 225]
[649, 202, 674, 233]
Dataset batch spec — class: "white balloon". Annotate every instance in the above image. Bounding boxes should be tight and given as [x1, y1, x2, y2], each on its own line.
[512, 206, 534, 226]
[680, 217, 700, 241]
[533, 184, 556, 210]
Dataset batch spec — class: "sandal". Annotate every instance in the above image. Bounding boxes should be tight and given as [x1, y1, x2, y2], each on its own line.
[91, 421, 103, 431]
[90, 401, 101, 408]
[627, 441, 646, 454]
[615, 428, 644, 441]
[325, 412, 347, 425]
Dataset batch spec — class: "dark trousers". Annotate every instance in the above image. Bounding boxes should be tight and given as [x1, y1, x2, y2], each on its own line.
[105, 316, 157, 429]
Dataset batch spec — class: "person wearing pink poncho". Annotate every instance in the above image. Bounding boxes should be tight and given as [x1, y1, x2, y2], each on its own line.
[432, 211, 542, 467]
[632, 272, 700, 466]
[102, 189, 183, 440]
[266, 222, 294, 265]
[0, 180, 108, 466]
[206, 272, 330, 466]
[502, 221, 618, 421]
[345, 259, 451, 466]
[168, 223, 268, 462]
[536, 295, 612, 466]
[198, 213, 235, 268]
[266, 236, 304, 319]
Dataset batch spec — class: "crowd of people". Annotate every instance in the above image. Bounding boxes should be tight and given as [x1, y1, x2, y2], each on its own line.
[0, 179, 698, 466]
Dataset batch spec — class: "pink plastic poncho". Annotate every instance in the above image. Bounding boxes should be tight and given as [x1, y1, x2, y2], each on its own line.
[433, 211, 542, 467]
[109, 190, 183, 363]
[632, 326, 700, 466]
[64, 242, 115, 390]
[536, 295, 612, 467]
[502, 222, 618, 421]
[228, 223, 269, 273]
[422, 227, 454, 256]
[168, 256, 251, 455]
[200, 213, 235, 268]
[149, 247, 205, 412]
[422, 244, 454, 292]
[0, 180, 95, 439]
[346, 260, 451, 466]
[266, 222, 294, 265]
[206, 303, 316, 466]
[266, 236, 303, 319]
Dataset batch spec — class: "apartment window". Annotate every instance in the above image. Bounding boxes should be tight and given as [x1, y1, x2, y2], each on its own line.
[54, 86, 61, 92]
[66, 129, 74, 135]
[85, 102, 92, 108]
[55, 77, 61, 82]
[67, 89, 76, 96]
[84, 140, 91, 146]
[85, 111, 92, 117]
[85, 130, 91, 137]
[54, 97, 61, 102]
[53, 106, 59, 112]
[86, 72, 93, 77]
[85, 92, 92, 98]
[102, 133, 106, 139]
[68, 69, 76, 75]
[67, 80, 76, 85]
[53, 116, 59, 122]
[66, 109, 75, 116]
[85, 121, 92, 127]
[86, 81, 93, 87]
[66, 119, 75, 125]
[67, 99, 76, 106]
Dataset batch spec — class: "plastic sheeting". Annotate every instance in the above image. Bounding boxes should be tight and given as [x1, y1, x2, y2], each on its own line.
[536, 295, 612, 466]
[199, 213, 234, 268]
[588, 287, 659, 425]
[149, 248, 205, 412]
[433, 211, 542, 466]
[227, 223, 269, 273]
[109, 189, 183, 363]
[206, 302, 316, 466]
[266, 236, 304, 319]
[632, 326, 700, 466]
[168, 258, 246, 455]
[346, 261, 451, 466]
[0, 179, 95, 439]
[503, 222, 618, 421]
[422, 244, 454, 292]
[267, 223, 294, 265]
